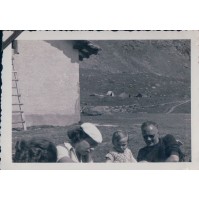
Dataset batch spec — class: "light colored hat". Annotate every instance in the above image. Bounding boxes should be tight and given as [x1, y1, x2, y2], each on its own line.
[81, 123, 103, 143]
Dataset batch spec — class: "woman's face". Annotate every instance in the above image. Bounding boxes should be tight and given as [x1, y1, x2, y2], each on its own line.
[75, 137, 98, 156]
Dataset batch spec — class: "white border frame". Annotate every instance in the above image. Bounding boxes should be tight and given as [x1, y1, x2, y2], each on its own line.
[1, 31, 199, 169]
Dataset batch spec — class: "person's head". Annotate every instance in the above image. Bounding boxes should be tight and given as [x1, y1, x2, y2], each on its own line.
[14, 137, 57, 162]
[67, 123, 102, 156]
[112, 130, 128, 153]
[141, 121, 159, 146]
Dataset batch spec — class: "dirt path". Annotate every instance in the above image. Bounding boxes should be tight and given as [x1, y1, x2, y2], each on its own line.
[166, 100, 190, 114]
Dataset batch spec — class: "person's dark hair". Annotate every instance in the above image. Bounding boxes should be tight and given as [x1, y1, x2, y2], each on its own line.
[67, 125, 88, 144]
[14, 137, 57, 162]
[141, 121, 158, 131]
[112, 130, 128, 145]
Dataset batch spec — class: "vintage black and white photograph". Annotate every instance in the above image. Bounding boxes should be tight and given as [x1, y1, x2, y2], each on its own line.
[1, 31, 198, 169]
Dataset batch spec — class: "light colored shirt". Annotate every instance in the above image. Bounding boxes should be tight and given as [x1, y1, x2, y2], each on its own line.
[106, 148, 137, 163]
[56, 142, 93, 163]
[56, 142, 80, 163]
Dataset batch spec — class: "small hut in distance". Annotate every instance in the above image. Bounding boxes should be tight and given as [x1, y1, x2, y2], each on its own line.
[106, 91, 115, 97]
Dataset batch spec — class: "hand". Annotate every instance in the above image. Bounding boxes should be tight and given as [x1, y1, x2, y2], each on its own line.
[165, 154, 179, 162]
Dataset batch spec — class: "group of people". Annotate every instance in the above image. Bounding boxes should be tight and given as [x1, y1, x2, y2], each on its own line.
[13, 121, 185, 163]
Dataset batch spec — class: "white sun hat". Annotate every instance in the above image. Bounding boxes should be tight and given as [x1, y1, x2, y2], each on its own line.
[81, 123, 103, 143]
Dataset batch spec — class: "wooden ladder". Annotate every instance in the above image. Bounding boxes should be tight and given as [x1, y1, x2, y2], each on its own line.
[12, 54, 27, 131]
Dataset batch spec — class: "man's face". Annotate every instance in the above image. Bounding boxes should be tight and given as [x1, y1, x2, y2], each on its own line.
[142, 125, 159, 146]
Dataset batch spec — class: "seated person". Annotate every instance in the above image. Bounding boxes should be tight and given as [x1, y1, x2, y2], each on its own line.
[14, 137, 57, 162]
[137, 121, 185, 162]
[105, 130, 137, 163]
[56, 122, 103, 163]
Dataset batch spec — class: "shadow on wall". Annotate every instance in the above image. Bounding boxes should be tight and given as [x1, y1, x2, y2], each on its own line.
[46, 40, 101, 63]
[45, 40, 79, 63]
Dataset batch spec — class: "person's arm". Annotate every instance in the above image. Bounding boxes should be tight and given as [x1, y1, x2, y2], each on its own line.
[56, 145, 74, 163]
[137, 148, 147, 162]
[164, 135, 180, 162]
[128, 149, 137, 163]
[105, 153, 114, 163]
[165, 152, 179, 162]
[57, 157, 75, 163]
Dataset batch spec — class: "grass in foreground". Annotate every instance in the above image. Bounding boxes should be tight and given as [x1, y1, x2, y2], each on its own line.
[12, 113, 191, 162]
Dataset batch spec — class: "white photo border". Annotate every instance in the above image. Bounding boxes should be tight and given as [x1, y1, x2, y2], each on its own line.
[1, 30, 199, 170]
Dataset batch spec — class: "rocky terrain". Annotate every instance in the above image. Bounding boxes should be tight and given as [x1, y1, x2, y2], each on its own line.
[79, 40, 191, 115]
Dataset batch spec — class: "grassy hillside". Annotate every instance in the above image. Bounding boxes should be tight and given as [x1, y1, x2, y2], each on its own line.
[80, 40, 190, 113]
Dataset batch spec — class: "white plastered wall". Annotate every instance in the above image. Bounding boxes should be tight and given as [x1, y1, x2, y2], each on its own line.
[12, 40, 80, 127]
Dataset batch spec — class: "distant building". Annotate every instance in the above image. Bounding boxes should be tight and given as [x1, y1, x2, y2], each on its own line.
[106, 91, 115, 97]
[135, 93, 143, 98]
[118, 92, 130, 98]
[12, 40, 100, 127]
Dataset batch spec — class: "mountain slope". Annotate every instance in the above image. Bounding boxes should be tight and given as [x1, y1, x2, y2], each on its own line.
[79, 40, 191, 113]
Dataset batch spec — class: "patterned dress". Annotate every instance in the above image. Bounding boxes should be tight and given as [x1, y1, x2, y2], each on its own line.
[106, 148, 137, 163]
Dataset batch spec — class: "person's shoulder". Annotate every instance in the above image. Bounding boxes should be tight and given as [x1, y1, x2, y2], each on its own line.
[164, 134, 175, 138]
[126, 148, 133, 154]
[56, 142, 72, 155]
[57, 142, 72, 149]
[56, 143, 64, 148]
[161, 134, 179, 147]
[162, 134, 177, 142]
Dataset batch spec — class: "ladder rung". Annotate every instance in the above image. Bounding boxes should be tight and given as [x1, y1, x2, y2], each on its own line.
[12, 94, 21, 97]
[13, 111, 24, 113]
[12, 103, 23, 105]
[12, 79, 19, 81]
[12, 121, 25, 124]
[12, 86, 17, 88]
[12, 71, 17, 73]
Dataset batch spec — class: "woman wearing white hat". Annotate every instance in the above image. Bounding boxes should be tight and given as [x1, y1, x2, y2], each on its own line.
[56, 123, 103, 163]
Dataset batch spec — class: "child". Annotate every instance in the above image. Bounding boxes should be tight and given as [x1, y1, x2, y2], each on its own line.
[105, 130, 137, 163]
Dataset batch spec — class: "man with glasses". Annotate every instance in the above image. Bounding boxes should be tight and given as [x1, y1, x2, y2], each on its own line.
[137, 121, 184, 162]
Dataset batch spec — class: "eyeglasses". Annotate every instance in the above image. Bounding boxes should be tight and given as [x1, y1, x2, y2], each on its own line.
[143, 135, 155, 139]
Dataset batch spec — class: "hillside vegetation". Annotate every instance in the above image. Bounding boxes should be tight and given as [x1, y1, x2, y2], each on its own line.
[80, 40, 190, 114]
